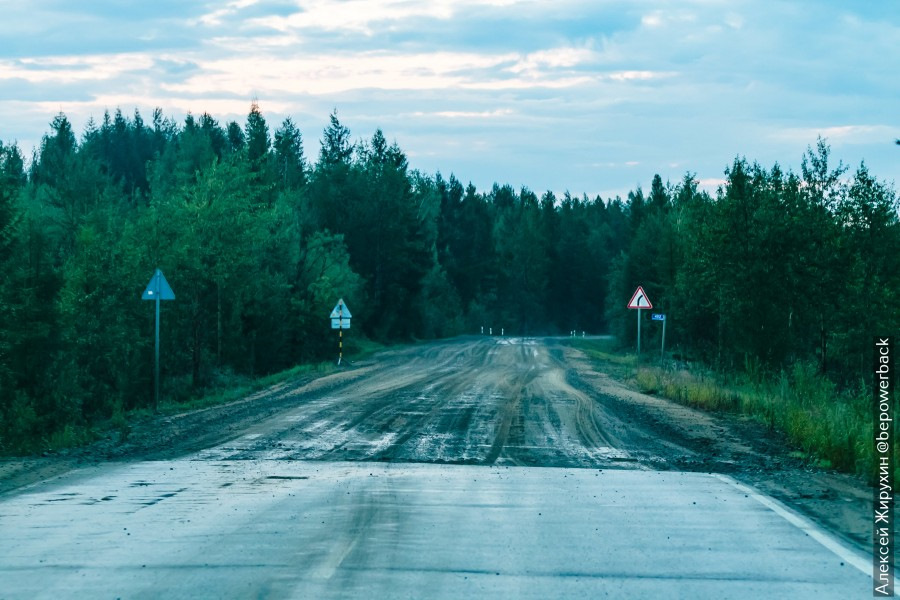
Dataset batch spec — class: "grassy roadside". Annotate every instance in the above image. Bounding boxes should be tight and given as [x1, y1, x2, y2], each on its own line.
[17, 338, 386, 456]
[566, 337, 877, 484]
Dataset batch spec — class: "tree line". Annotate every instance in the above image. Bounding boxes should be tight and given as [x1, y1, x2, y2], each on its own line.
[0, 104, 897, 452]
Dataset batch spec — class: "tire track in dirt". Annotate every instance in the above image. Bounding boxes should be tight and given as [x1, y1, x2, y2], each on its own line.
[215, 337, 636, 469]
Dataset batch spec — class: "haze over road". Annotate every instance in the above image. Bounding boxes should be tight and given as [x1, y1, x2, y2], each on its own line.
[0, 337, 872, 598]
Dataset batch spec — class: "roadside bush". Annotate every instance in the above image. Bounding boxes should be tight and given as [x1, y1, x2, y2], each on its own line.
[2, 391, 40, 454]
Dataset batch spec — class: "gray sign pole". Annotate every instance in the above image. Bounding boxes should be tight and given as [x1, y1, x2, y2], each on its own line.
[661, 316, 666, 364]
[142, 269, 175, 412]
[154, 279, 161, 410]
[637, 309, 641, 356]
[629, 287, 652, 359]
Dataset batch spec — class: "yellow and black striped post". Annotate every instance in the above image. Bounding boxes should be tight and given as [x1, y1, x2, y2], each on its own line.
[331, 299, 351, 365]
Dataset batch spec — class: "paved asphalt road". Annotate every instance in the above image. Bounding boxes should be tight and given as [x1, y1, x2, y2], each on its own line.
[0, 338, 872, 598]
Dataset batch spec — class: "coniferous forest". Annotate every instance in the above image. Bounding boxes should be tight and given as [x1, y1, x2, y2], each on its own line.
[0, 103, 898, 453]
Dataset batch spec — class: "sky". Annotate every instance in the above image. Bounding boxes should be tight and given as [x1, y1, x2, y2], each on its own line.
[0, 0, 898, 200]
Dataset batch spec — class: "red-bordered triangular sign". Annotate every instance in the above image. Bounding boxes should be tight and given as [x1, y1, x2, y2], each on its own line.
[627, 286, 652, 309]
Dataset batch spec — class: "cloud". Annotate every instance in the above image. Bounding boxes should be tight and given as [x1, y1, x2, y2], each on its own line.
[412, 109, 515, 119]
[508, 47, 598, 74]
[697, 177, 727, 189]
[237, 0, 555, 36]
[195, 0, 266, 27]
[0, 1, 205, 57]
[770, 125, 900, 147]
[606, 70, 670, 81]
[640, 9, 698, 29]
[0, 54, 155, 84]
[154, 45, 637, 97]
[0, 1, 898, 200]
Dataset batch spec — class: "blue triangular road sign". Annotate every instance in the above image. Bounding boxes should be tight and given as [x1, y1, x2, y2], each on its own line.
[142, 269, 176, 301]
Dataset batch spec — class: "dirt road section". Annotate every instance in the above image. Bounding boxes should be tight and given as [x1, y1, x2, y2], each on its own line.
[0, 337, 874, 554]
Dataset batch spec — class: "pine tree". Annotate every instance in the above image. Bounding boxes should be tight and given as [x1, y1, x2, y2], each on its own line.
[273, 117, 306, 190]
[245, 102, 270, 167]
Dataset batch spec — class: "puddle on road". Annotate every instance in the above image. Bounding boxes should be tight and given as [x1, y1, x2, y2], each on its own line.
[494, 337, 537, 345]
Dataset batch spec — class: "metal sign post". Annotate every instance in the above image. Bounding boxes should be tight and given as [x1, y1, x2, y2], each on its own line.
[627, 286, 653, 357]
[661, 317, 666, 362]
[330, 299, 352, 365]
[142, 269, 175, 411]
[652, 313, 666, 363]
[637, 309, 641, 355]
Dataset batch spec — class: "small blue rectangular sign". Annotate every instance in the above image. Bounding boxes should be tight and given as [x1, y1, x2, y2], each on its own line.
[651, 313, 665, 321]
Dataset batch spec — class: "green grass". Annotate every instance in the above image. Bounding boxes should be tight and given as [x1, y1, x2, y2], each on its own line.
[565, 338, 637, 382]
[44, 423, 96, 451]
[151, 338, 386, 417]
[154, 361, 337, 416]
[8, 340, 387, 457]
[571, 338, 879, 483]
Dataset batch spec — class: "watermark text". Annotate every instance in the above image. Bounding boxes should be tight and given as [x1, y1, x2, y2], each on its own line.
[875, 337, 894, 596]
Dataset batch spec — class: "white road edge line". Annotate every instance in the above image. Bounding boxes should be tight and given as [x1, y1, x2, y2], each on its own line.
[712, 473, 870, 577]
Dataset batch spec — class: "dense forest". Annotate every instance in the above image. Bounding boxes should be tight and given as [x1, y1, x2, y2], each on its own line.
[0, 104, 898, 453]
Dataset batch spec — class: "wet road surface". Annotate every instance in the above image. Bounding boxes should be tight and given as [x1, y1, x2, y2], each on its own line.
[0, 337, 872, 598]
[194, 337, 639, 467]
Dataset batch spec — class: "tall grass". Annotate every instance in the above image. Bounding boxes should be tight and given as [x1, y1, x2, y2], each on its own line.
[153, 361, 338, 415]
[570, 339, 877, 483]
[5, 339, 384, 456]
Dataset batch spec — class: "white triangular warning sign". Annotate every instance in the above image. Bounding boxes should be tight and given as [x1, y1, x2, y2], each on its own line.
[329, 299, 352, 319]
[627, 286, 652, 309]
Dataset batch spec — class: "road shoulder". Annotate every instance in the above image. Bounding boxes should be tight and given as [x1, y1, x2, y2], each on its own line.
[562, 343, 874, 556]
